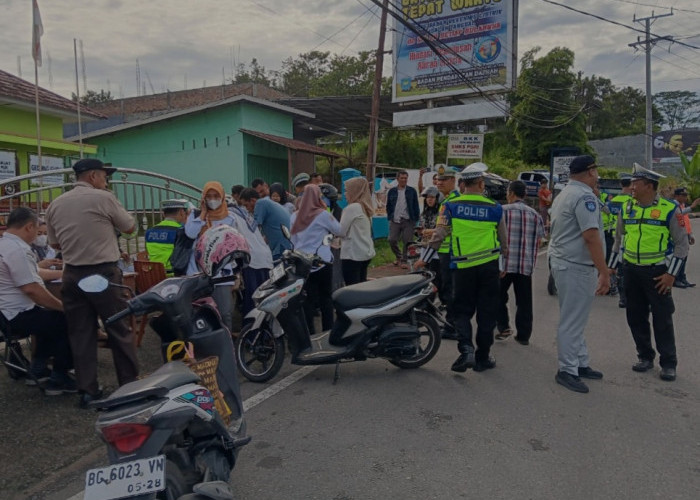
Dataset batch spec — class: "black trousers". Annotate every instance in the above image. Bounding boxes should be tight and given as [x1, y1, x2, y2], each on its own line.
[10, 307, 73, 372]
[496, 273, 533, 341]
[623, 263, 677, 368]
[451, 260, 500, 361]
[62, 263, 139, 394]
[438, 253, 455, 332]
[303, 265, 334, 335]
[341, 259, 370, 286]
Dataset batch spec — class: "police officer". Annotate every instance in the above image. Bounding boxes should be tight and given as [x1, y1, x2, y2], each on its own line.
[548, 155, 610, 394]
[145, 199, 190, 274]
[608, 175, 634, 307]
[416, 163, 507, 373]
[608, 164, 688, 382]
[426, 165, 460, 339]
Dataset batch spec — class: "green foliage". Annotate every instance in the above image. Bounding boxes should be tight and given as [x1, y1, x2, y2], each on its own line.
[653, 91, 700, 130]
[232, 58, 277, 87]
[369, 239, 395, 268]
[679, 144, 700, 198]
[510, 47, 589, 164]
[377, 130, 426, 168]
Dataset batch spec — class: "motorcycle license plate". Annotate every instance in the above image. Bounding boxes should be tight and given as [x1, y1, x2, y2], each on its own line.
[270, 263, 285, 282]
[84, 455, 165, 500]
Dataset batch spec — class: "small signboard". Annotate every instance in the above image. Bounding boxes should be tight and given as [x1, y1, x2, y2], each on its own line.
[447, 134, 484, 159]
[0, 150, 17, 181]
[552, 155, 576, 184]
[29, 154, 65, 186]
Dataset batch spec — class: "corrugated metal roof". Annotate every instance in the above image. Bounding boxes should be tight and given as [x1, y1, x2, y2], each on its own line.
[240, 128, 342, 158]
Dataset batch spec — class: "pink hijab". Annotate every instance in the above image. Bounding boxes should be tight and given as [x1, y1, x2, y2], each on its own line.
[291, 184, 326, 234]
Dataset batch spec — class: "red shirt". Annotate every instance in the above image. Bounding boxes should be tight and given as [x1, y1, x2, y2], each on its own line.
[538, 187, 552, 208]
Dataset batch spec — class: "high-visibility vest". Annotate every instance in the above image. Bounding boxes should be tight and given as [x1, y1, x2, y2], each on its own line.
[444, 193, 502, 269]
[438, 190, 460, 254]
[600, 193, 615, 232]
[621, 197, 676, 265]
[145, 219, 181, 272]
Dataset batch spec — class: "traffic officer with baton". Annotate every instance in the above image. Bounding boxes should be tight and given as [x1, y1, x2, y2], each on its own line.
[416, 163, 507, 373]
[608, 163, 688, 381]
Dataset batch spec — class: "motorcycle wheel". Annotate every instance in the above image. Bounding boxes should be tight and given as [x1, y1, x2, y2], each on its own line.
[235, 323, 285, 383]
[156, 460, 189, 500]
[390, 311, 441, 369]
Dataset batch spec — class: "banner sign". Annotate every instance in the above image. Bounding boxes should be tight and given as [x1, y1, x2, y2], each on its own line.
[0, 150, 17, 182]
[392, 0, 515, 103]
[552, 155, 575, 184]
[29, 154, 65, 186]
[447, 134, 484, 159]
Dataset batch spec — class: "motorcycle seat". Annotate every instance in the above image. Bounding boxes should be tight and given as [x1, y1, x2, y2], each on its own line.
[332, 274, 427, 311]
[92, 361, 201, 409]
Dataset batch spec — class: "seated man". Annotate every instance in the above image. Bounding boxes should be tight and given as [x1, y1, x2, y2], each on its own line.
[145, 199, 190, 275]
[0, 207, 74, 395]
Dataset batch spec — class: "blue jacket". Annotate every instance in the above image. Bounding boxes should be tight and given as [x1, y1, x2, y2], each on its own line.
[386, 185, 420, 223]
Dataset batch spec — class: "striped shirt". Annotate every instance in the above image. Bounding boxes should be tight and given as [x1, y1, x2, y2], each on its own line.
[502, 200, 545, 275]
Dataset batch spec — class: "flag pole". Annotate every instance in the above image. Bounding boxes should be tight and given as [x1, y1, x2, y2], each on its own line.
[73, 38, 84, 158]
[34, 49, 43, 212]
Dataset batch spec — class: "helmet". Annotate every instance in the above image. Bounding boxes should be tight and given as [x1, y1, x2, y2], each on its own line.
[319, 183, 338, 202]
[195, 225, 250, 276]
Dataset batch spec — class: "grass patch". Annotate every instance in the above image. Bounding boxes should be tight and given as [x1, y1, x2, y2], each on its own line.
[370, 238, 396, 268]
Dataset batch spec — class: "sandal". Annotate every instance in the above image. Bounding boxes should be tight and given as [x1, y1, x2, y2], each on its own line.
[495, 329, 513, 340]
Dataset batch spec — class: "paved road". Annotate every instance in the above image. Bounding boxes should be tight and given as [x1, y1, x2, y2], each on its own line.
[7, 237, 700, 499]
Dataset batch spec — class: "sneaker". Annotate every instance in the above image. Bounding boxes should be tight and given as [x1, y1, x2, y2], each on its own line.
[44, 374, 78, 396]
[25, 367, 51, 386]
[473, 355, 496, 372]
[555, 371, 589, 393]
[78, 389, 104, 409]
[578, 366, 604, 380]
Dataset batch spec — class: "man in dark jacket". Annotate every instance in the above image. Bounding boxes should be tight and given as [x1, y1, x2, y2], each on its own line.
[386, 170, 420, 268]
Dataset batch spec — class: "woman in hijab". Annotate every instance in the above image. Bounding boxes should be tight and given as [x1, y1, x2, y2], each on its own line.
[269, 182, 295, 214]
[184, 181, 238, 331]
[290, 183, 341, 335]
[339, 177, 375, 285]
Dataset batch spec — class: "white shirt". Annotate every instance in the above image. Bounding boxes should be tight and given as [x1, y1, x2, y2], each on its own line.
[394, 187, 409, 222]
[340, 203, 376, 262]
[0, 233, 44, 320]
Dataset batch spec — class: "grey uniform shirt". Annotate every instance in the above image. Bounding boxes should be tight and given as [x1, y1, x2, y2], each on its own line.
[0, 233, 44, 320]
[547, 180, 604, 266]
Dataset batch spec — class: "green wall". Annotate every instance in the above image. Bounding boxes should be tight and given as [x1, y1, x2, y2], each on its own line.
[0, 107, 63, 140]
[92, 101, 295, 191]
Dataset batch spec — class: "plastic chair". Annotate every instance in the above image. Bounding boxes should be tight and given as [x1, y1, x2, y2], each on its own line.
[0, 311, 39, 385]
[133, 260, 167, 346]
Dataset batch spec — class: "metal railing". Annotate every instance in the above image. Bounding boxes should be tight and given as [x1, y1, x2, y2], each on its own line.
[0, 167, 202, 254]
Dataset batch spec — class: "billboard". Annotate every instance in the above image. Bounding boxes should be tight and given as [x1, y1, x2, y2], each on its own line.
[652, 129, 700, 163]
[447, 133, 484, 159]
[392, 0, 516, 103]
[29, 154, 65, 186]
[0, 150, 17, 182]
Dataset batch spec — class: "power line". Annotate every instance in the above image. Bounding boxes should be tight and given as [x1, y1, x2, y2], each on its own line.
[608, 0, 700, 15]
[538, 0, 700, 50]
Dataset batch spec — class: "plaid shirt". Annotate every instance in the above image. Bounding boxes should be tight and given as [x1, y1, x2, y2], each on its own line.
[502, 200, 545, 275]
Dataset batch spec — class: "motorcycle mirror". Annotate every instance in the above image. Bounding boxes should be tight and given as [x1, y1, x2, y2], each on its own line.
[78, 274, 109, 293]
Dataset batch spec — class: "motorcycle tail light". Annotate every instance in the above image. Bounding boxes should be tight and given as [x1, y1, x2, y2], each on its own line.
[100, 423, 152, 454]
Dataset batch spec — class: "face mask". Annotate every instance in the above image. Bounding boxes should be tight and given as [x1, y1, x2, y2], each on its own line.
[35, 235, 48, 247]
[206, 199, 222, 210]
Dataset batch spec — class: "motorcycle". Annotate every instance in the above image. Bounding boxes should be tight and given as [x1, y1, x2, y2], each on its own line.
[235, 233, 442, 383]
[78, 272, 250, 500]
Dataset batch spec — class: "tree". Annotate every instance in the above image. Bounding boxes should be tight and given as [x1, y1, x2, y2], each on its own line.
[279, 51, 331, 97]
[510, 47, 589, 164]
[71, 89, 113, 107]
[232, 58, 277, 87]
[654, 91, 700, 129]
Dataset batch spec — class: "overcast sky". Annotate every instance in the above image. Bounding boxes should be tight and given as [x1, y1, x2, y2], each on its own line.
[2, 0, 699, 102]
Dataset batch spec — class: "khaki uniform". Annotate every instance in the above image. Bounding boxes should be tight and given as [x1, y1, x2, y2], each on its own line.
[46, 182, 138, 395]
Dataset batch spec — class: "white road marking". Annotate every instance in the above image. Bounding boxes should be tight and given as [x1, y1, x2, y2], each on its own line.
[65, 365, 317, 500]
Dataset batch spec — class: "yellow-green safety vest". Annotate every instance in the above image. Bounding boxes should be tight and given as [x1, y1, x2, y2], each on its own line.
[600, 192, 615, 232]
[438, 190, 460, 254]
[621, 197, 676, 265]
[609, 193, 632, 236]
[145, 219, 181, 273]
[444, 193, 502, 269]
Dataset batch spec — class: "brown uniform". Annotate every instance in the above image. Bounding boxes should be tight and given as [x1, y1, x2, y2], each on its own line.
[46, 182, 139, 395]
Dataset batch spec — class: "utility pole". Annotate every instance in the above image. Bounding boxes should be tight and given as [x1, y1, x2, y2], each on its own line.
[629, 10, 674, 169]
[367, 0, 389, 188]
